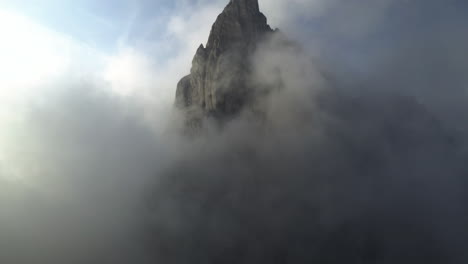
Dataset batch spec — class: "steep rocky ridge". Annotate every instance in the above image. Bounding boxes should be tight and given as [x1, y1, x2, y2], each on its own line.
[175, 0, 274, 127]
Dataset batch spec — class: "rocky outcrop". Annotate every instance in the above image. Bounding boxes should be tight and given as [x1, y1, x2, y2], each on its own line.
[175, 0, 274, 127]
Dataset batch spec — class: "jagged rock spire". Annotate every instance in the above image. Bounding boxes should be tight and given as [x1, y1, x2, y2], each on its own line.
[206, 0, 271, 51]
[230, 0, 260, 12]
[175, 0, 274, 128]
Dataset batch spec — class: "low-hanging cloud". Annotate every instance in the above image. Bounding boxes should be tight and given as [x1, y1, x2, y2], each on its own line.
[1, 0, 468, 263]
[145, 24, 468, 262]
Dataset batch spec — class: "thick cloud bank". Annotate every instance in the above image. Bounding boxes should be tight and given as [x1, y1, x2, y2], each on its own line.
[147, 30, 468, 263]
[1, 0, 468, 263]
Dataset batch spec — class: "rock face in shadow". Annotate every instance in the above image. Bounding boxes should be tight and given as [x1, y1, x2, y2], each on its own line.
[175, 0, 273, 127]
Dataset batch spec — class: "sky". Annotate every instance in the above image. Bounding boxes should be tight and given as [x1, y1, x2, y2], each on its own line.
[0, 0, 467, 263]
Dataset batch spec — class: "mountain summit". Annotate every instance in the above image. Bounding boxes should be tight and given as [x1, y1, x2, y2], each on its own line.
[175, 0, 274, 127]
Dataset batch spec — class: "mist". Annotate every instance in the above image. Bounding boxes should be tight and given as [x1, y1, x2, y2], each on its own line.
[1, 0, 468, 263]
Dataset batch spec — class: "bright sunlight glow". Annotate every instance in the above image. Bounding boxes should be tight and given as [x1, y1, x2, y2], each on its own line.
[0, 9, 70, 102]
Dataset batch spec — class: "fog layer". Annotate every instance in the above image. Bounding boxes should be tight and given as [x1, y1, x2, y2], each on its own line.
[1, 0, 467, 263]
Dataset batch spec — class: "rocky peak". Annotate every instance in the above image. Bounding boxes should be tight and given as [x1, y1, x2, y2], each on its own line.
[230, 0, 260, 12]
[175, 0, 274, 128]
[206, 0, 271, 51]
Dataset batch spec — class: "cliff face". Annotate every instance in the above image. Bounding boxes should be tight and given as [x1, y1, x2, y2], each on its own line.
[175, 0, 273, 126]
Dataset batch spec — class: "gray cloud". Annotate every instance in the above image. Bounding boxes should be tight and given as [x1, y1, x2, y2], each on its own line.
[142, 1, 468, 263]
[1, 0, 468, 263]
[145, 25, 468, 262]
[0, 81, 174, 263]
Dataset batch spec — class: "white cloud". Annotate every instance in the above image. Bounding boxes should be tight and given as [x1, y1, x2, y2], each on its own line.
[103, 47, 155, 97]
[0, 10, 69, 101]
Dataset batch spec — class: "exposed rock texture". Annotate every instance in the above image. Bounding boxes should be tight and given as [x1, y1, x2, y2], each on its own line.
[175, 0, 274, 127]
